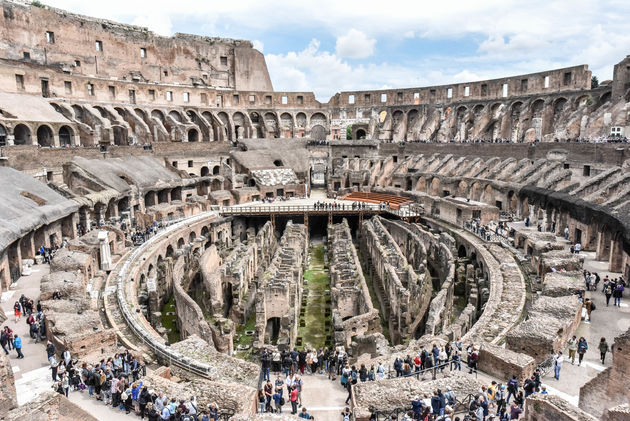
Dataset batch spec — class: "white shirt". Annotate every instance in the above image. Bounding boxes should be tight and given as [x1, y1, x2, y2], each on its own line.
[555, 355, 564, 367]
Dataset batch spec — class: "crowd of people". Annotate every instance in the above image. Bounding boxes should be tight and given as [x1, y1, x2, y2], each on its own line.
[2, 294, 42, 358]
[45, 344, 225, 421]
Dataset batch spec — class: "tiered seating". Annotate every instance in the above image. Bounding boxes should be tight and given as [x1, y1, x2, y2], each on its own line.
[341, 192, 412, 210]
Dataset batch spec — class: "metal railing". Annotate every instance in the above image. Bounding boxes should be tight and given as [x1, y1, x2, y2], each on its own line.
[215, 204, 382, 214]
[384, 359, 477, 381]
[367, 392, 477, 421]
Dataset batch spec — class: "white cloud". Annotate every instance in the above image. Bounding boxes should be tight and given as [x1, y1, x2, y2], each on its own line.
[335, 29, 376, 59]
[131, 13, 173, 36]
[252, 39, 264, 53]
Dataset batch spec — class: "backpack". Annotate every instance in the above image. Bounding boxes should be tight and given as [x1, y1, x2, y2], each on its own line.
[121, 391, 128, 401]
[591, 302, 596, 311]
[343, 414, 351, 421]
[279, 397, 285, 406]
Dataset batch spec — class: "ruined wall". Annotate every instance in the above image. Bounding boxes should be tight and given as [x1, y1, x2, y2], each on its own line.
[0, 0, 271, 91]
[328, 219, 381, 347]
[522, 394, 598, 421]
[360, 216, 429, 343]
[580, 328, 630, 418]
[254, 222, 307, 350]
[0, 351, 17, 412]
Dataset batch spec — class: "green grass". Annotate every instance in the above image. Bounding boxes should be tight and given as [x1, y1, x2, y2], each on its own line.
[233, 311, 257, 360]
[161, 296, 181, 344]
[297, 244, 332, 350]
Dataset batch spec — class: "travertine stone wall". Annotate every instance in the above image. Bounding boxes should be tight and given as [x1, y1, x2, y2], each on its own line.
[328, 219, 381, 347]
[522, 394, 598, 421]
[254, 222, 307, 350]
[580, 328, 630, 418]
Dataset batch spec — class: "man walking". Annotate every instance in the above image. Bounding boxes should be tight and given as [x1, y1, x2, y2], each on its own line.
[13, 334, 24, 359]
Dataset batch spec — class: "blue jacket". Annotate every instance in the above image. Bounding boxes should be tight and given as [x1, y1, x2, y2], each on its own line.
[13, 337, 21, 348]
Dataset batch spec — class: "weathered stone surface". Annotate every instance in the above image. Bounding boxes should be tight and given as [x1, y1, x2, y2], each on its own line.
[170, 335, 259, 387]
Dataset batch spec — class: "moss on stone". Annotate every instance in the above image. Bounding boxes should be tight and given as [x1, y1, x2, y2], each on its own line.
[161, 296, 181, 344]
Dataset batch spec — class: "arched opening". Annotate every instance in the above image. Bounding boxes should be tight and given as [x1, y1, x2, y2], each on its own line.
[200, 166, 209, 176]
[37, 125, 54, 147]
[458, 245, 467, 258]
[165, 245, 174, 258]
[212, 166, 220, 175]
[248, 178, 256, 187]
[158, 190, 169, 204]
[311, 124, 326, 140]
[355, 129, 367, 139]
[13, 124, 31, 145]
[0, 124, 6, 146]
[273, 159, 284, 167]
[112, 126, 127, 145]
[265, 317, 281, 344]
[144, 191, 156, 207]
[177, 237, 185, 249]
[59, 125, 73, 147]
[187, 128, 199, 142]
[189, 231, 196, 243]
[169, 110, 182, 123]
[171, 187, 182, 201]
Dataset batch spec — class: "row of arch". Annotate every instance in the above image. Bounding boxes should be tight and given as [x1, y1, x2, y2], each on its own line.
[0, 123, 75, 147]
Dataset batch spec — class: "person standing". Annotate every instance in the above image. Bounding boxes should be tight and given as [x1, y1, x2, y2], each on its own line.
[567, 336, 577, 364]
[13, 301, 21, 323]
[553, 351, 563, 380]
[599, 337, 609, 365]
[614, 282, 624, 306]
[564, 227, 569, 240]
[0, 329, 8, 355]
[577, 337, 588, 366]
[605, 283, 613, 306]
[290, 386, 298, 415]
[49, 354, 59, 380]
[13, 334, 24, 359]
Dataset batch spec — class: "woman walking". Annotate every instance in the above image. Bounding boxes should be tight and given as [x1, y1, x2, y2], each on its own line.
[577, 337, 588, 366]
[599, 337, 609, 365]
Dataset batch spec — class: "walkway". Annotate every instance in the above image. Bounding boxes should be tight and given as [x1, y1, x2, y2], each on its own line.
[508, 221, 630, 405]
[1, 264, 51, 406]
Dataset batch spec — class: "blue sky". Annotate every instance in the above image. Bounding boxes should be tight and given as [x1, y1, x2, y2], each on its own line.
[44, 0, 630, 101]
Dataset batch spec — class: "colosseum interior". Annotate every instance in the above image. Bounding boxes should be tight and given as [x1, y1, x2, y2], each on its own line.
[0, 1, 630, 420]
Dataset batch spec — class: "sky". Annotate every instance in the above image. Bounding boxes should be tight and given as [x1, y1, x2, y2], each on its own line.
[42, 0, 630, 102]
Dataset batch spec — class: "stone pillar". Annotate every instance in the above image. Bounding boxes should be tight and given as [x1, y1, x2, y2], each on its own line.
[53, 134, 60, 148]
[98, 231, 112, 271]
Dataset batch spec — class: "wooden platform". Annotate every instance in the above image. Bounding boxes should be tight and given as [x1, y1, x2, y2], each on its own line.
[341, 192, 412, 210]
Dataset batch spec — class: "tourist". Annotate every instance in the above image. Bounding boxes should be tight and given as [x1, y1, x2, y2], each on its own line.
[264, 380, 273, 409]
[341, 407, 352, 421]
[298, 407, 313, 419]
[567, 335, 578, 364]
[295, 374, 303, 406]
[614, 282, 624, 306]
[273, 389, 284, 413]
[290, 385, 299, 414]
[605, 282, 613, 306]
[261, 349, 271, 381]
[61, 373, 70, 397]
[577, 337, 588, 366]
[257, 389, 265, 413]
[599, 337, 609, 364]
[376, 361, 385, 379]
[13, 334, 23, 359]
[510, 401, 523, 420]
[208, 403, 219, 421]
[411, 395, 424, 420]
[0, 328, 9, 355]
[14, 301, 21, 322]
[553, 351, 563, 380]
[564, 227, 569, 240]
[506, 375, 519, 403]
[584, 298, 594, 322]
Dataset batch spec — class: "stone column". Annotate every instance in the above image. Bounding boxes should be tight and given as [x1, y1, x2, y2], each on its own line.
[98, 231, 112, 271]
